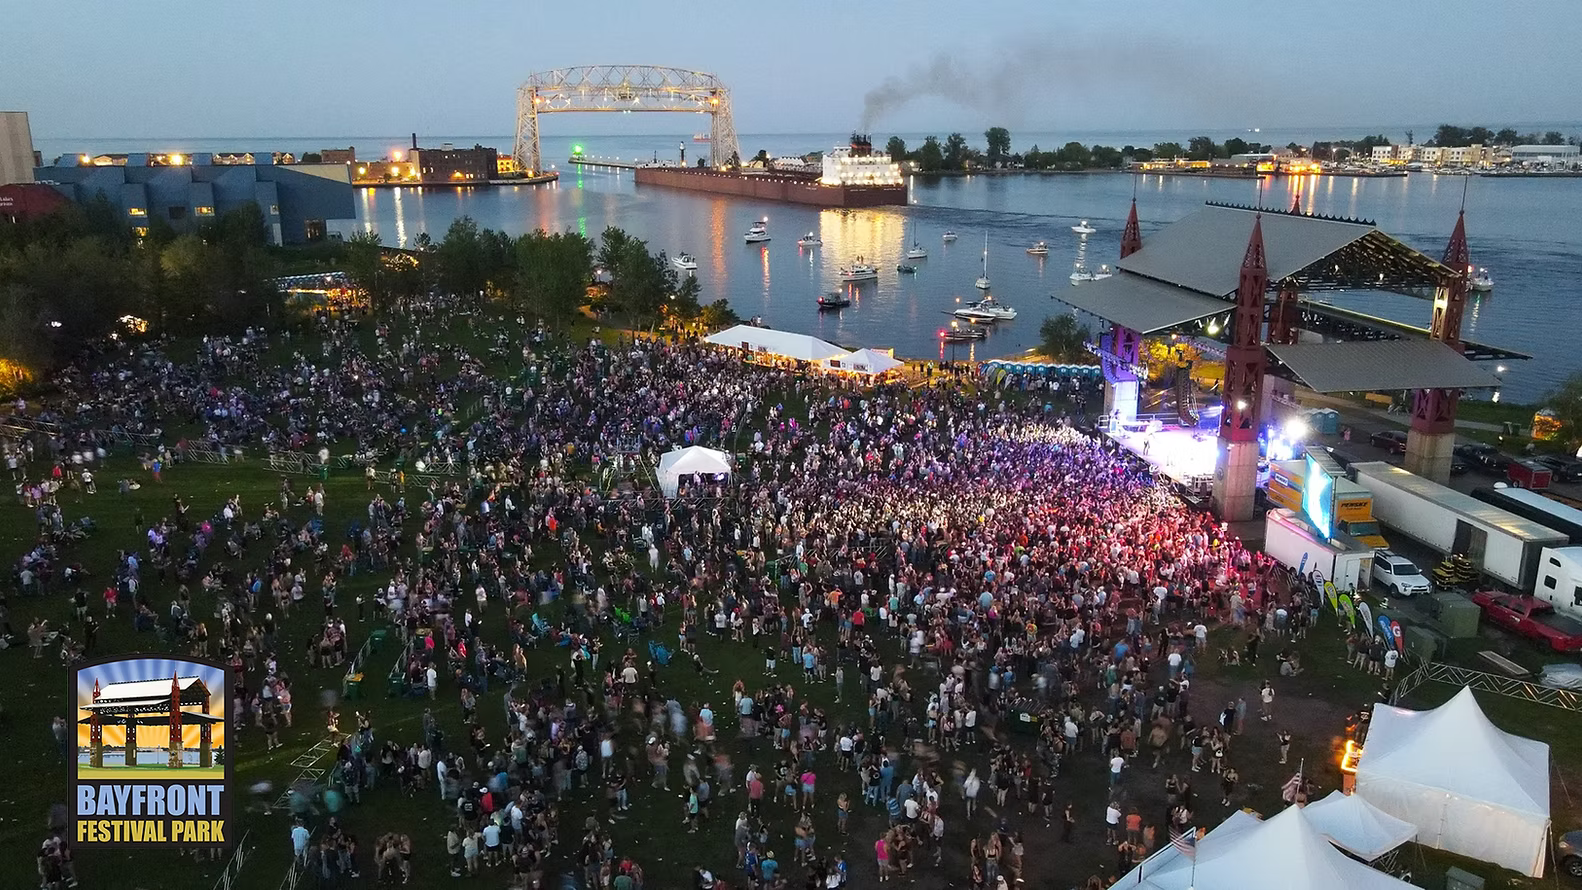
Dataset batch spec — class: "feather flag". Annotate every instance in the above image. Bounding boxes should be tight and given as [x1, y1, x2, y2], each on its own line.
[1281, 760, 1305, 804]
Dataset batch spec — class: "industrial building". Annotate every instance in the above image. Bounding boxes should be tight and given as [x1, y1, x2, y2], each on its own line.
[34, 153, 355, 245]
[1509, 144, 1579, 166]
[407, 135, 498, 184]
[0, 111, 36, 185]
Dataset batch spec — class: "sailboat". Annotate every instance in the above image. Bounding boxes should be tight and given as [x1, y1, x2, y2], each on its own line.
[974, 233, 991, 290]
[906, 219, 928, 259]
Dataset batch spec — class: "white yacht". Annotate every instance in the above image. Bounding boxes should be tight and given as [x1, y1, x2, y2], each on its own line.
[942, 231, 958, 242]
[1069, 221, 1111, 285]
[839, 258, 879, 282]
[1470, 266, 1494, 292]
[974, 233, 991, 290]
[954, 295, 1018, 321]
[905, 220, 928, 259]
[744, 219, 770, 243]
[797, 232, 821, 248]
[1027, 241, 1049, 256]
[672, 253, 698, 271]
[1070, 264, 1114, 285]
[1071, 220, 1097, 236]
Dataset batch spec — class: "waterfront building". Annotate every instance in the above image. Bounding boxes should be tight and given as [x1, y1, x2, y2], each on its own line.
[0, 111, 36, 185]
[1510, 144, 1579, 167]
[320, 147, 356, 165]
[408, 136, 498, 184]
[35, 153, 354, 245]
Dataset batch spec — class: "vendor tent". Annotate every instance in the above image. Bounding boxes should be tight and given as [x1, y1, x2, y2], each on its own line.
[1355, 687, 1550, 877]
[824, 348, 903, 375]
[1302, 790, 1417, 861]
[704, 325, 850, 362]
[1111, 805, 1417, 890]
[656, 446, 731, 498]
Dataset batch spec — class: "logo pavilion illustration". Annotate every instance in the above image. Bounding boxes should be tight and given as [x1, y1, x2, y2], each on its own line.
[82, 673, 221, 770]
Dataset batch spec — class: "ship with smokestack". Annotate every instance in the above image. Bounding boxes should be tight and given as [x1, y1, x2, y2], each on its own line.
[633, 134, 908, 208]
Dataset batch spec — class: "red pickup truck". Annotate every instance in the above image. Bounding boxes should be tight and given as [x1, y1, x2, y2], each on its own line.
[1471, 591, 1582, 653]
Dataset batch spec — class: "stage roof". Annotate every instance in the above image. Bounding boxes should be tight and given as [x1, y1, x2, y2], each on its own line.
[1296, 301, 1531, 363]
[1117, 204, 1456, 296]
[1267, 340, 1503, 392]
[1052, 273, 1227, 335]
[79, 712, 226, 725]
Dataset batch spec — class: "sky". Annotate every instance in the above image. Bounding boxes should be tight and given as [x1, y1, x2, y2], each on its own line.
[5, 0, 1579, 141]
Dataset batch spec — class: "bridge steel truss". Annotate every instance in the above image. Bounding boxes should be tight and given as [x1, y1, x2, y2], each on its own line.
[513, 65, 741, 175]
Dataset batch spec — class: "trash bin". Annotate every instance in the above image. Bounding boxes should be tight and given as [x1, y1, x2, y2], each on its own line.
[342, 673, 363, 701]
[369, 629, 388, 654]
[387, 672, 405, 698]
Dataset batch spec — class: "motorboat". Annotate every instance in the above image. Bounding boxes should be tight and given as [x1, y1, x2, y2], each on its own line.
[941, 326, 987, 342]
[1027, 241, 1049, 256]
[1469, 266, 1494, 292]
[817, 291, 851, 310]
[672, 253, 698, 271]
[896, 263, 917, 274]
[942, 231, 958, 242]
[955, 295, 1017, 320]
[974, 233, 991, 290]
[1071, 220, 1097, 236]
[1070, 264, 1114, 285]
[797, 232, 821, 247]
[839, 259, 879, 282]
[905, 219, 928, 259]
[744, 219, 770, 243]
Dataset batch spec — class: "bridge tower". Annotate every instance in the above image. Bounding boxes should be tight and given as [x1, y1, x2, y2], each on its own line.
[514, 66, 741, 176]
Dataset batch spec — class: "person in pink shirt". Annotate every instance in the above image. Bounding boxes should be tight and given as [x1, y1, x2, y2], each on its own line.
[799, 769, 816, 811]
[875, 835, 890, 882]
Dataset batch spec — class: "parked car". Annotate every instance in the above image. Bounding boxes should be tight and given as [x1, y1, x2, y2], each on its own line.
[1450, 457, 1471, 476]
[1454, 442, 1514, 474]
[1536, 455, 1582, 483]
[1369, 430, 1408, 454]
[1371, 550, 1431, 596]
[1556, 830, 1582, 877]
[1470, 590, 1582, 653]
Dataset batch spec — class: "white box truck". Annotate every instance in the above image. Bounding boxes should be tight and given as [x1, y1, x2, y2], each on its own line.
[1348, 461, 1569, 590]
[1533, 547, 1582, 620]
[1262, 508, 1371, 591]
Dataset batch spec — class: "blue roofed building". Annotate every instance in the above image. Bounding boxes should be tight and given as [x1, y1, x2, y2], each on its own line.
[35, 152, 355, 245]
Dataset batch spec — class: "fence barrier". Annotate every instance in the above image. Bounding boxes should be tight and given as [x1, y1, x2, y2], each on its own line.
[1391, 661, 1582, 713]
[211, 829, 254, 890]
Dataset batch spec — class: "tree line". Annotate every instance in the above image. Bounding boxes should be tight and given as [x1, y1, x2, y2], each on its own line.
[882, 129, 1276, 172]
[0, 196, 281, 380]
[342, 218, 738, 333]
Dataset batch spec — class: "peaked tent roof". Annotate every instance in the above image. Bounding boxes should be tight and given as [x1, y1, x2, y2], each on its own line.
[86, 676, 209, 709]
[657, 446, 731, 477]
[703, 325, 850, 362]
[1357, 687, 1550, 816]
[1112, 806, 1417, 890]
[1302, 791, 1418, 861]
[1051, 271, 1228, 335]
[828, 348, 904, 375]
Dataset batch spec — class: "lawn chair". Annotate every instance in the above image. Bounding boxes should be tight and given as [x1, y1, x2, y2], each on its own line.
[647, 640, 672, 667]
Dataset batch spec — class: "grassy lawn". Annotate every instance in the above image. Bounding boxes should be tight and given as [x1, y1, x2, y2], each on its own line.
[9, 310, 1582, 890]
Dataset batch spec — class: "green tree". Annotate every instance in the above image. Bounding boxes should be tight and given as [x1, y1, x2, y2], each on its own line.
[984, 127, 1011, 167]
[1223, 137, 1250, 157]
[1039, 314, 1092, 363]
[696, 299, 740, 331]
[1153, 142, 1185, 159]
[344, 231, 389, 311]
[1054, 142, 1091, 168]
[885, 136, 907, 163]
[943, 133, 969, 170]
[513, 230, 592, 323]
[1186, 136, 1220, 161]
[917, 136, 944, 172]
[1090, 146, 1124, 168]
[1022, 144, 1043, 169]
[301, 152, 323, 164]
[1543, 131, 1566, 145]
[1494, 128, 1520, 145]
[1544, 371, 1582, 446]
[1125, 145, 1153, 162]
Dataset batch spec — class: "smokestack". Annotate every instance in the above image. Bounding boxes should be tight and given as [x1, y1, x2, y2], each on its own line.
[412, 133, 418, 150]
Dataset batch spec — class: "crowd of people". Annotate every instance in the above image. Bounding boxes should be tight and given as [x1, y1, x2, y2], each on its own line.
[9, 292, 1330, 890]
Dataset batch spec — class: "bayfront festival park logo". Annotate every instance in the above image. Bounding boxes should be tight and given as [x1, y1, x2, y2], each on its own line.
[73, 656, 233, 847]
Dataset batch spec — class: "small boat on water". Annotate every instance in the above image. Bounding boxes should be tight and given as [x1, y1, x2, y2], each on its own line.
[1071, 220, 1097, 236]
[1070, 264, 1114, 285]
[905, 220, 928, 259]
[1469, 266, 1494, 292]
[1069, 221, 1111, 285]
[797, 232, 821, 247]
[942, 326, 987, 342]
[974, 233, 991, 290]
[1027, 241, 1049, 256]
[954, 294, 1018, 321]
[897, 263, 917, 274]
[672, 253, 698, 271]
[942, 231, 958, 242]
[744, 219, 770, 243]
[816, 291, 851, 310]
[840, 259, 879, 282]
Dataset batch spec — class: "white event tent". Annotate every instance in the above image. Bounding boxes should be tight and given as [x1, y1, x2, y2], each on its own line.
[1111, 805, 1418, 890]
[704, 325, 850, 363]
[1302, 790, 1417, 862]
[656, 446, 731, 498]
[823, 347, 904, 375]
[1355, 687, 1550, 877]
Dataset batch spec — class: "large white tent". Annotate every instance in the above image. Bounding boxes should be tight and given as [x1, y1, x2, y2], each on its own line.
[704, 325, 850, 362]
[823, 348, 904, 375]
[1355, 687, 1551, 877]
[1302, 790, 1418, 861]
[1111, 805, 1418, 890]
[656, 446, 731, 498]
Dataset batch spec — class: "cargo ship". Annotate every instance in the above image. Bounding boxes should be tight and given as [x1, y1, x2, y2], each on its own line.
[633, 134, 908, 208]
